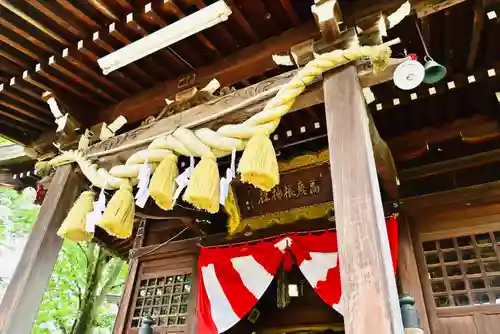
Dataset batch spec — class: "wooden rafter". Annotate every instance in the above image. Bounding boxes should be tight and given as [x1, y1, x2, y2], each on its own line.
[0, 105, 49, 130]
[0, 48, 32, 70]
[192, 0, 239, 50]
[60, 47, 130, 98]
[0, 84, 48, 114]
[99, 22, 319, 122]
[225, 0, 260, 42]
[467, 0, 486, 70]
[47, 55, 118, 103]
[0, 15, 57, 54]
[9, 77, 44, 101]
[76, 39, 144, 92]
[89, 0, 120, 21]
[0, 28, 44, 62]
[55, 0, 102, 30]
[0, 0, 70, 45]
[24, 0, 87, 38]
[280, 0, 301, 26]
[34, 63, 105, 106]
[159, 0, 221, 57]
[112, 0, 133, 12]
[0, 96, 52, 126]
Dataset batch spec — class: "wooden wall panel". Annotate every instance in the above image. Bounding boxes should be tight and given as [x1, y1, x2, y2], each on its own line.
[473, 313, 500, 333]
[417, 203, 500, 241]
[440, 316, 477, 334]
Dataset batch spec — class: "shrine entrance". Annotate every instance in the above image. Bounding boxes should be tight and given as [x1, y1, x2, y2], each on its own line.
[226, 265, 345, 334]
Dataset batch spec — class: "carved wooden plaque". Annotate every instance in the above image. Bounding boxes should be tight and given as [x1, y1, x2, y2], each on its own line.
[233, 163, 333, 219]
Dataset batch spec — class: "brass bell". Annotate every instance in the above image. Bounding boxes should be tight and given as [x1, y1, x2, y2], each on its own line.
[423, 57, 447, 84]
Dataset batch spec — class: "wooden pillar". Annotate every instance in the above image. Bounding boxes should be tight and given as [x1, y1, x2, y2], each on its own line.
[113, 220, 147, 334]
[398, 216, 431, 334]
[324, 66, 403, 334]
[0, 165, 82, 334]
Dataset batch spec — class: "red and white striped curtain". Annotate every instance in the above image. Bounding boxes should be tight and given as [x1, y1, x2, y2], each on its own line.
[197, 216, 398, 334]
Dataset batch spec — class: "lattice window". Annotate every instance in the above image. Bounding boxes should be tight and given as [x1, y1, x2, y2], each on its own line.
[131, 274, 192, 328]
[423, 231, 500, 308]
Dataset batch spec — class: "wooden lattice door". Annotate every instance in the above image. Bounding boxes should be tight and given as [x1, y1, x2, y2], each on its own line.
[415, 208, 500, 334]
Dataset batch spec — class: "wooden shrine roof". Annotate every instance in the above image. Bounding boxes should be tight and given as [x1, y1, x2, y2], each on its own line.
[1, 0, 500, 256]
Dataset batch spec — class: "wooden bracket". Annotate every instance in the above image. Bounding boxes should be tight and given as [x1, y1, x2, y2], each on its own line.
[311, 0, 343, 42]
[42, 91, 80, 136]
[89, 115, 128, 142]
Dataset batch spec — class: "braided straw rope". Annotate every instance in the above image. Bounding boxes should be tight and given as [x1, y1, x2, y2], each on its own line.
[43, 44, 392, 190]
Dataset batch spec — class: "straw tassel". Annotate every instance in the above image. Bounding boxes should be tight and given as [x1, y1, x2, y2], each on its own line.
[183, 156, 220, 213]
[57, 191, 95, 242]
[98, 183, 134, 239]
[238, 132, 279, 191]
[149, 154, 179, 210]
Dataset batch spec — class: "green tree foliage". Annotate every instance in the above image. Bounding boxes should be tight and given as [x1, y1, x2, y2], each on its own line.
[0, 137, 12, 145]
[0, 187, 127, 333]
[0, 187, 39, 250]
[33, 242, 127, 334]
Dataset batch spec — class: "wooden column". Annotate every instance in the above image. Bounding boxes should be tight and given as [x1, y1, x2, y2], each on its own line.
[113, 220, 147, 334]
[324, 66, 403, 334]
[398, 216, 431, 334]
[0, 164, 82, 334]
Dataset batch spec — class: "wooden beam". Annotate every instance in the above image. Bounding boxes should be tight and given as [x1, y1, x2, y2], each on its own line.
[86, 58, 402, 158]
[0, 165, 83, 334]
[323, 66, 403, 334]
[413, 0, 469, 18]
[47, 55, 118, 103]
[0, 96, 52, 125]
[25, 0, 86, 38]
[0, 15, 57, 54]
[401, 179, 500, 214]
[0, 0, 70, 45]
[9, 77, 44, 101]
[0, 83, 48, 114]
[388, 115, 500, 161]
[397, 215, 431, 334]
[89, 0, 119, 21]
[0, 105, 49, 130]
[466, 0, 486, 71]
[55, 0, 101, 30]
[126, 9, 189, 74]
[368, 112, 399, 199]
[99, 22, 320, 123]
[225, 0, 260, 42]
[60, 47, 131, 98]
[400, 147, 500, 181]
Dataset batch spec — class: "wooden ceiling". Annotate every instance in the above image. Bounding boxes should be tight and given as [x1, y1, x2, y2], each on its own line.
[0, 0, 322, 144]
